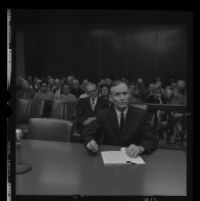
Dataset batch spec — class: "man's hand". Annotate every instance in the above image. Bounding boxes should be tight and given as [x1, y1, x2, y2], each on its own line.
[83, 117, 97, 126]
[86, 140, 99, 153]
[126, 144, 144, 158]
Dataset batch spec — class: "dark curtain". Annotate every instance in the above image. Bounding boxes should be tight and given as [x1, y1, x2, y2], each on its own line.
[21, 24, 187, 84]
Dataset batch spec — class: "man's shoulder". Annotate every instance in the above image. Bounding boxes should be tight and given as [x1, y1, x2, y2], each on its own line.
[129, 104, 148, 115]
[77, 96, 89, 104]
[79, 93, 89, 99]
[68, 93, 77, 98]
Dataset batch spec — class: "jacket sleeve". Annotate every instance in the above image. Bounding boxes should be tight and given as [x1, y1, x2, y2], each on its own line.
[139, 110, 159, 154]
[76, 99, 85, 125]
[82, 113, 103, 145]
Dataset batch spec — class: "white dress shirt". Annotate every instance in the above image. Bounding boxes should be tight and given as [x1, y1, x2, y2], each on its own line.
[90, 97, 98, 111]
[114, 106, 129, 127]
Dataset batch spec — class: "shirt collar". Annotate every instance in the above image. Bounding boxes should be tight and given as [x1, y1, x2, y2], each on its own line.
[114, 106, 129, 118]
[90, 96, 98, 102]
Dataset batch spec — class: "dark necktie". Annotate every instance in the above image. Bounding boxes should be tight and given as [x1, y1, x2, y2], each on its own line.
[91, 98, 95, 111]
[120, 111, 125, 133]
[92, 98, 95, 104]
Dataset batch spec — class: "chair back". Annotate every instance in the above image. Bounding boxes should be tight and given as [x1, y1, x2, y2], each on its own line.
[64, 101, 77, 120]
[16, 99, 32, 124]
[27, 118, 73, 142]
[50, 100, 66, 119]
[43, 100, 53, 117]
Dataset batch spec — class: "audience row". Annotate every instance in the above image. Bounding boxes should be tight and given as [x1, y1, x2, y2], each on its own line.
[16, 75, 187, 106]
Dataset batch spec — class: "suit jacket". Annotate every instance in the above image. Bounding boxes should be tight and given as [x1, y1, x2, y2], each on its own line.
[83, 105, 158, 154]
[75, 96, 109, 133]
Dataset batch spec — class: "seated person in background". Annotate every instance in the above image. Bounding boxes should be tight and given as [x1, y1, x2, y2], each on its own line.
[98, 79, 106, 88]
[136, 78, 148, 101]
[83, 81, 158, 157]
[79, 79, 90, 99]
[66, 74, 75, 89]
[104, 78, 112, 87]
[75, 82, 109, 134]
[99, 84, 110, 101]
[52, 78, 62, 98]
[170, 80, 187, 144]
[165, 87, 173, 104]
[70, 79, 84, 98]
[171, 80, 187, 105]
[33, 82, 54, 101]
[32, 77, 40, 92]
[146, 83, 167, 104]
[26, 75, 33, 89]
[60, 78, 66, 89]
[47, 77, 54, 92]
[166, 78, 178, 92]
[128, 82, 143, 104]
[147, 83, 155, 93]
[16, 79, 35, 99]
[56, 84, 77, 102]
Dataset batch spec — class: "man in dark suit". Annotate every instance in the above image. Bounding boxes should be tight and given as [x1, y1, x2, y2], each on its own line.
[75, 82, 109, 134]
[83, 80, 158, 157]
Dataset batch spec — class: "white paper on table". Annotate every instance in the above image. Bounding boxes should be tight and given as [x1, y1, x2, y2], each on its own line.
[101, 151, 127, 164]
[101, 147, 145, 164]
[120, 147, 145, 164]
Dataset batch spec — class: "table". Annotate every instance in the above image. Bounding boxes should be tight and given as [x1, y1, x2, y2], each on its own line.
[16, 140, 186, 196]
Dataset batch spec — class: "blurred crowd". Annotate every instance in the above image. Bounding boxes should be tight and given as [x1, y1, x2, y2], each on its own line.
[16, 75, 187, 106]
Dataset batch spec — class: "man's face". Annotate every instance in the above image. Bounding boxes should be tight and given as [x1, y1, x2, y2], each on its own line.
[110, 83, 130, 110]
[63, 85, 70, 94]
[40, 84, 48, 93]
[153, 88, 162, 99]
[54, 80, 60, 88]
[22, 80, 29, 89]
[101, 86, 109, 96]
[49, 78, 54, 85]
[86, 84, 98, 99]
[67, 76, 74, 85]
[60, 80, 65, 86]
[73, 80, 80, 89]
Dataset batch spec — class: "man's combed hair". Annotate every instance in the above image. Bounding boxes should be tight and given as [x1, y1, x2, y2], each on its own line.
[109, 80, 128, 92]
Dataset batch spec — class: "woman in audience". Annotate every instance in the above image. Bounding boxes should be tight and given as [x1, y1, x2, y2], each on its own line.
[128, 82, 143, 104]
[105, 78, 112, 86]
[99, 84, 110, 101]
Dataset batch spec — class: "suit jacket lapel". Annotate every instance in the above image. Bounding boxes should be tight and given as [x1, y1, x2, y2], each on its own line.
[94, 97, 101, 112]
[120, 106, 134, 136]
[86, 97, 93, 112]
[110, 106, 121, 137]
